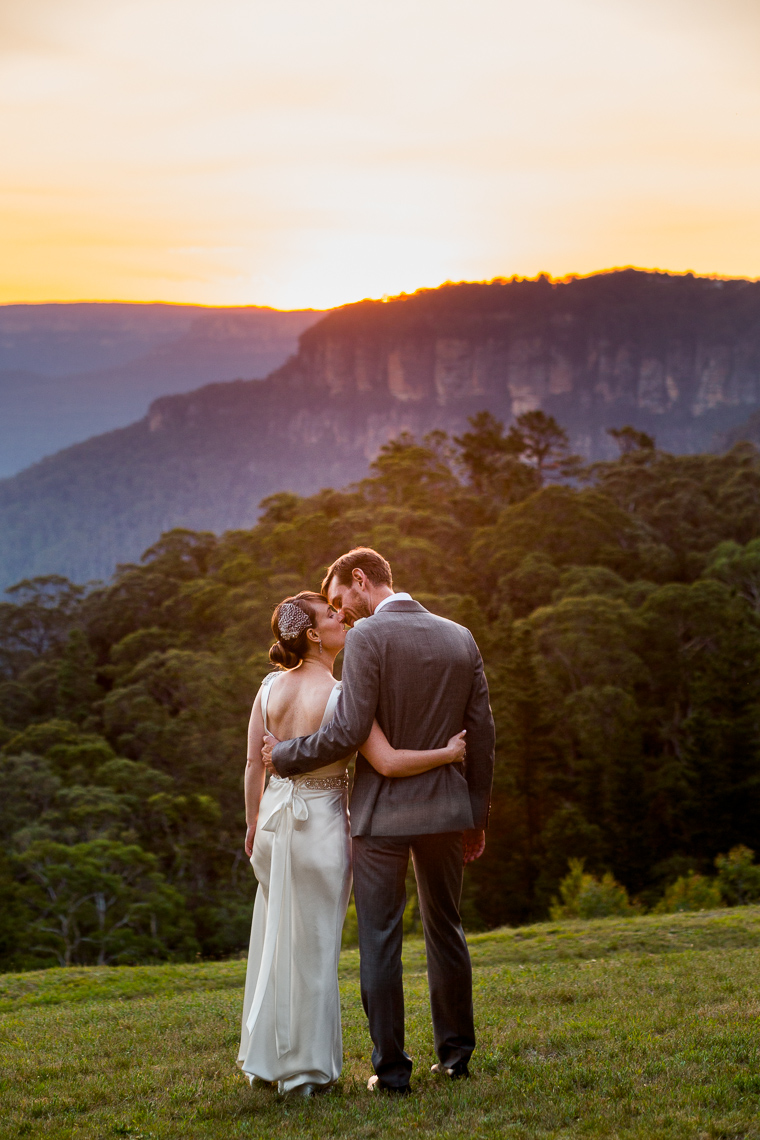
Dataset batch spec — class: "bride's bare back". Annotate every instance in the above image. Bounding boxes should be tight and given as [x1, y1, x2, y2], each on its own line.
[264, 665, 337, 740]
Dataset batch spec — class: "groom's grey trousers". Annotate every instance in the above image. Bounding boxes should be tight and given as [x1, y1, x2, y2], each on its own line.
[272, 599, 495, 1085]
[353, 831, 474, 1086]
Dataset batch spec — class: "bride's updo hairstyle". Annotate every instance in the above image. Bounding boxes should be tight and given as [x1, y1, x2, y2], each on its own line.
[269, 591, 324, 670]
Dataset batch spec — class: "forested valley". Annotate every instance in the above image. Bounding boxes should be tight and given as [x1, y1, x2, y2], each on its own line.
[2, 410, 760, 969]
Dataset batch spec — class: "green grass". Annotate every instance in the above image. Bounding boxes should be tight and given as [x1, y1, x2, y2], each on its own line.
[3, 908, 760, 1139]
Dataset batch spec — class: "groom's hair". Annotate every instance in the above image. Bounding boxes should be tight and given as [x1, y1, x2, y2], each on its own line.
[322, 547, 393, 596]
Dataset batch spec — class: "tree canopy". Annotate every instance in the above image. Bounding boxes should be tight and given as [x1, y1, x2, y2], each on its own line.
[2, 411, 760, 965]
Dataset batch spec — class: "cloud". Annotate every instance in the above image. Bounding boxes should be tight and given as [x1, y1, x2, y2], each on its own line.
[0, 0, 97, 55]
[0, 0, 758, 307]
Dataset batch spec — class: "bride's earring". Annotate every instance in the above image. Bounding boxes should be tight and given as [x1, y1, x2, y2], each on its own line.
[318, 639, 323, 655]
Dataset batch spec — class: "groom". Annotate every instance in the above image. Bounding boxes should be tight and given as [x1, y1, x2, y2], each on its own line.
[266, 547, 495, 1094]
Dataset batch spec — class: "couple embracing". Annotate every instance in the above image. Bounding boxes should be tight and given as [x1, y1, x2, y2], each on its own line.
[237, 547, 495, 1097]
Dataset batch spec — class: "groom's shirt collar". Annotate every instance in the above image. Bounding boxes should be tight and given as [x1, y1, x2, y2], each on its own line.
[373, 591, 412, 615]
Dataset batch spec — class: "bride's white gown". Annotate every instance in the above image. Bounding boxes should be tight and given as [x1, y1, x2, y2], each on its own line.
[237, 672, 352, 1094]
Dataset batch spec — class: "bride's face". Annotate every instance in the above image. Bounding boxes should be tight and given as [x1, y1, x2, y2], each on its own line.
[313, 601, 346, 654]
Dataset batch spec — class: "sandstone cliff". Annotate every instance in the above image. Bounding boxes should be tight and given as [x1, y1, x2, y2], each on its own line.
[272, 269, 760, 455]
[2, 269, 760, 588]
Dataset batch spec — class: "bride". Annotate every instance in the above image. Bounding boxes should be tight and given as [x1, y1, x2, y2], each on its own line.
[237, 591, 466, 1097]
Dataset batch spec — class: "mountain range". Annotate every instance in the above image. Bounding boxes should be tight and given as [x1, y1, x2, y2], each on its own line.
[2, 269, 760, 589]
[0, 303, 322, 477]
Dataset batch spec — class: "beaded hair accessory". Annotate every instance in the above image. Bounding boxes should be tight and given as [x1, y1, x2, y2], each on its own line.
[277, 602, 312, 641]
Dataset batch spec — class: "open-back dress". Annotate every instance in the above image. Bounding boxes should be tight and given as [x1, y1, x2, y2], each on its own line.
[237, 671, 352, 1094]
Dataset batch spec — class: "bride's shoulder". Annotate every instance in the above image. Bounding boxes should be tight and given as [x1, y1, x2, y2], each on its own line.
[259, 670, 282, 690]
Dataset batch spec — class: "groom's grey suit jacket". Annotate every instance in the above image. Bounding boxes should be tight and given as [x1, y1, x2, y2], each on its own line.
[271, 599, 495, 837]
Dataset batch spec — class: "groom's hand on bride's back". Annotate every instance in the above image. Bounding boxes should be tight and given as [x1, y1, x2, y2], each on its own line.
[462, 829, 486, 864]
[261, 733, 280, 774]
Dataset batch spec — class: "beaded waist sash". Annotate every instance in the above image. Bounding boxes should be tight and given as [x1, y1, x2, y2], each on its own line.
[295, 773, 349, 791]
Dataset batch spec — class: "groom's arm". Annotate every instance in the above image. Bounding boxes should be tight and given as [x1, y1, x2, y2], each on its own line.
[271, 626, 380, 778]
[462, 640, 495, 830]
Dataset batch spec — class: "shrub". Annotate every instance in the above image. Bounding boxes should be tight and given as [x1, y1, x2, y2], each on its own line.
[550, 859, 637, 919]
[715, 845, 760, 905]
[653, 871, 723, 914]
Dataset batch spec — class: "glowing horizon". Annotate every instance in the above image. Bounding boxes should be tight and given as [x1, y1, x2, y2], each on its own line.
[5, 264, 760, 316]
[2, 0, 759, 311]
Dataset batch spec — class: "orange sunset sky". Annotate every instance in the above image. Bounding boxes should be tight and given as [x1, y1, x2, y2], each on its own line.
[1, 0, 759, 310]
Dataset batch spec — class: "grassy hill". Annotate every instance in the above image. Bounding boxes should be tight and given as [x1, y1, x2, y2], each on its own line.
[3, 908, 760, 1138]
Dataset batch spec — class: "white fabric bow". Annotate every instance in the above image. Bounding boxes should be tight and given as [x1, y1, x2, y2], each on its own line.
[246, 777, 309, 1056]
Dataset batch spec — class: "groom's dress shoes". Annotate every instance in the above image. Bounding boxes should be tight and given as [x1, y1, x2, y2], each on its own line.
[367, 1075, 411, 1096]
[431, 1062, 470, 1080]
